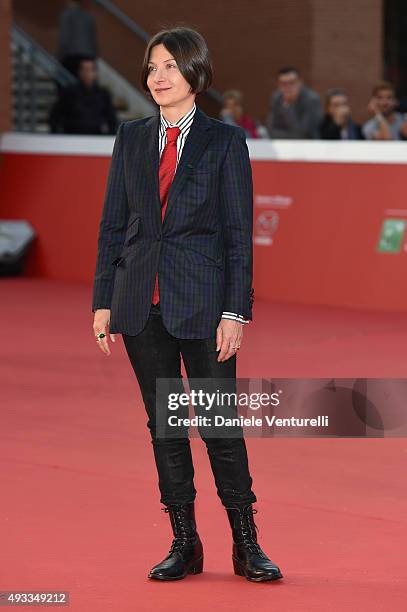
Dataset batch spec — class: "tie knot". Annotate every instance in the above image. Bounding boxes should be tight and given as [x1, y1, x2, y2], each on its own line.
[166, 126, 181, 143]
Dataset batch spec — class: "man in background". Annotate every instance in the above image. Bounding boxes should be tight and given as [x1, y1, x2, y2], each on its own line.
[267, 66, 322, 139]
[319, 88, 363, 140]
[49, 58, 118, 135]
[58, 0, 98, 77]
[362, 81, 407, 140]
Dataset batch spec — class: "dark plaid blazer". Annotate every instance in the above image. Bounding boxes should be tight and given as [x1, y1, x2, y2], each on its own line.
[92, 104, 254, 338]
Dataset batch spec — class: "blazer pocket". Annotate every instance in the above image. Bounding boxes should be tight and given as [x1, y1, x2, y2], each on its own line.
[186, 162, 215, 175]
[124, 216, 140, 244]
[112, 256, 125, 267]
[188, 168, 211, 175]
[184, 247, 223, 267]
[112, 218, 141, 265]
[127, 210, 141, 228]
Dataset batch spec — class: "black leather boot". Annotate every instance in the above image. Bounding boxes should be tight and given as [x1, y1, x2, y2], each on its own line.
[226, 504, 283, 582]
[148, 502, 204, 580]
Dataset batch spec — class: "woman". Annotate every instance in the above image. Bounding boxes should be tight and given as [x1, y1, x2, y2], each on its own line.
[92, 26, 283, 583]
[319, 88, 363, 140]
[220, 89, 266, 138]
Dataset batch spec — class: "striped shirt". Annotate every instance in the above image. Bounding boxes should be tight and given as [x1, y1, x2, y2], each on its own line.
[159, 103, 249, 325]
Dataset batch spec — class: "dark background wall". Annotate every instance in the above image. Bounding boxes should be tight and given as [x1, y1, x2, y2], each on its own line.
[0, 0, 11, 131]
[10, 0, 383, 126]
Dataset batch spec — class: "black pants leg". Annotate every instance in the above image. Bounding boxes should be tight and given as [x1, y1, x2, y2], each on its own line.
[122, 303, 257, 508]
[179, 335, 257, 508]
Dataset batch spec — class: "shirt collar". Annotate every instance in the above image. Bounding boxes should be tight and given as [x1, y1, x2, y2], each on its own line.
[159, 102, 196, 133]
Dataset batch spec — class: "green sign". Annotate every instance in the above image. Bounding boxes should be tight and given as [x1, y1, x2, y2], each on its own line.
[377, 218, 407, 253]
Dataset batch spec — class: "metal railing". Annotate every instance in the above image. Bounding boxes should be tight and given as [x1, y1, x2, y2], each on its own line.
[11, 24, 77, 131]
[92, 0, 223, 105]
[93, 0, 150, 41]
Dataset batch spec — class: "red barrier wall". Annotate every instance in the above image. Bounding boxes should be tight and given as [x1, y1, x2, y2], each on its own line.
[1, 136, 407, 311]
[1, 152, 107, 283]
[252, 160, 407, 311]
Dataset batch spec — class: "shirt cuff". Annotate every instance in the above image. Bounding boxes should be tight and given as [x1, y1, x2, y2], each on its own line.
[221, 311, 250, 324]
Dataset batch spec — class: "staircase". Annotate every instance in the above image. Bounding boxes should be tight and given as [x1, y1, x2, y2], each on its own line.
[11, 25, 76, 133]
[10, 24, 155, 133]
[11, 57, 58, 133]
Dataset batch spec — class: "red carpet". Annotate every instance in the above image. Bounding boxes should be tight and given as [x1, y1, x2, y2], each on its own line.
[1, 278, 406, 611]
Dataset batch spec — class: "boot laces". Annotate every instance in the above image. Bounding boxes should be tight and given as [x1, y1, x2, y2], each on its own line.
[161, 506, 195, 554]
[238, 507, 267, 557]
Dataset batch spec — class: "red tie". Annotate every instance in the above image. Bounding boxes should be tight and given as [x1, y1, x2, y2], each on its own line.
[152, 126, 181, 305]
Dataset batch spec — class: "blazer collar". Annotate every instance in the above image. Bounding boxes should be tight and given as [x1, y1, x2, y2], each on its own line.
[143, 104, 213, 226]
[144, 103, 211, 138]
[159, 101, 196, 134]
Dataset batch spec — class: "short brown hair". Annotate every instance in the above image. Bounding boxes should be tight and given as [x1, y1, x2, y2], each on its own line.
[223, 89, 243, 104]
[141, 27, 213, 97]
[324, 87, 348, 112]
[372, 80, 395, 97]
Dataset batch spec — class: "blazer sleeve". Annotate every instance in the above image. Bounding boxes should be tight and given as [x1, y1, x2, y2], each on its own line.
[92, 122, 130, 312]
[219, 126, 254, 321]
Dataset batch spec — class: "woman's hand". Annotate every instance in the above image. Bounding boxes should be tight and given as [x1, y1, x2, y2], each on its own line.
[93, 309, 115, 355]
[216, 319, 243, 362]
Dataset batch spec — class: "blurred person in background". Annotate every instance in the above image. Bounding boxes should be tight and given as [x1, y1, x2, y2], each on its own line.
[267, 66, 323, 139]
[319, 88, 363, 140]
[57, 0, 98, 77]
[220, 90, 268, 138]
[362, 81, 407, 140]
[49, 58, 118, 134]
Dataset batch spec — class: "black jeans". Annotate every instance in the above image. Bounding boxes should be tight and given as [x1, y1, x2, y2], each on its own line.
[122, 302, 257, 508]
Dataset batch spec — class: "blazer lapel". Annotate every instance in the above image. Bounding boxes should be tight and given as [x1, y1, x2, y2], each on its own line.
[142, 105, 213, 226]
[163, 106, 212, 225]
[142, 113, 162, 221]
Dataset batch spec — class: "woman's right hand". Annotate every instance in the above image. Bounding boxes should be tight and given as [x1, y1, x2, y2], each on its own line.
[93, 309, 115, 355]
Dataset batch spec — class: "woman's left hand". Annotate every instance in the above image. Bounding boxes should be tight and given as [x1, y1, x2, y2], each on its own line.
[216, 319, 243, 362]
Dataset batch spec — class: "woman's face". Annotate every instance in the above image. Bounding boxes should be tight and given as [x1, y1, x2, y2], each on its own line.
[224, 97, 243, 120]
[147, 43, 194, 109]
